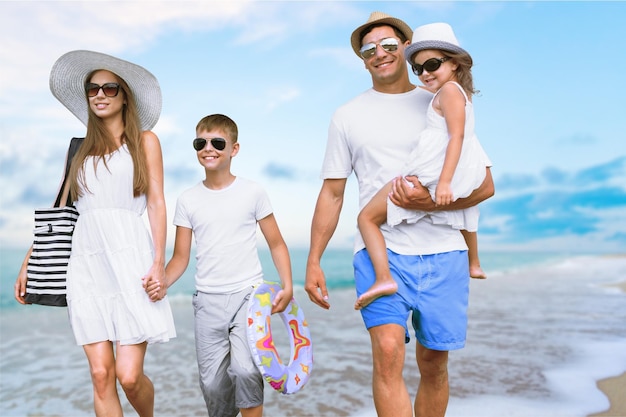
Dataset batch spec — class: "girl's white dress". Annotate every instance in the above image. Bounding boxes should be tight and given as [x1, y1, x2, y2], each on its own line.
[67, 144, 176, 346]
[387, 82, 490, 231]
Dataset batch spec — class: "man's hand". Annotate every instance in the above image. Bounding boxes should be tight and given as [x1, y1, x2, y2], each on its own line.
[389, 175, 437, 211]
[304, 260, 330, 310]
[390, 168, 494, 212]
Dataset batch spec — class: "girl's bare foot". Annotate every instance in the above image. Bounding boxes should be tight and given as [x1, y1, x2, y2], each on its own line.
[470, 265, 486, 279]
[355, 280, 398, 310]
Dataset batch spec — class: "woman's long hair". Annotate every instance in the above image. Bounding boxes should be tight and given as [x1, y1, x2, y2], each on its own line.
[68, 71, 149, 201]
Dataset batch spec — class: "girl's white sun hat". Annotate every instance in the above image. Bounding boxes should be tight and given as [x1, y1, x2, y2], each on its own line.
[404, 22, 469, 63]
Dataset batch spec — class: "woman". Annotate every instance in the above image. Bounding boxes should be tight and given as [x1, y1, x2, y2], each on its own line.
[15, 50, 176, 417]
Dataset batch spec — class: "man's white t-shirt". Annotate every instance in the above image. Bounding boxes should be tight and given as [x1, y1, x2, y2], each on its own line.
[173, 177, 273, 294]
[322, 87, 468, 255]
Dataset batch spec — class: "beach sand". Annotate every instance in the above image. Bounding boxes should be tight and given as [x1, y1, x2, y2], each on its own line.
[588, 272, 626, 417]
[589, 250, 626, 415]
[1, 254, 626, 416]
[589, 372, 626, 417]
[590, 265, 626, 417]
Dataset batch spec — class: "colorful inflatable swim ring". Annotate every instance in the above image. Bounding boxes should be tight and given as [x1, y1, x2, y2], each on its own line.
[247, 281, 313, 394]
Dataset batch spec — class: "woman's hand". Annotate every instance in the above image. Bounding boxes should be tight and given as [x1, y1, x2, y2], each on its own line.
[14, 265, 29, 305]
[142, 263, 167, 302]
[14, 248, 33, 305]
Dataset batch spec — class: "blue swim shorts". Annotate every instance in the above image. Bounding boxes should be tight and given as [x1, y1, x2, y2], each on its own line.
[354, 249, 469, 351]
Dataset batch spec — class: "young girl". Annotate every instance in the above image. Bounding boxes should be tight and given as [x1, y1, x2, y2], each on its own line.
[15, 50, 176, 416]
[356, 23, 491, 309]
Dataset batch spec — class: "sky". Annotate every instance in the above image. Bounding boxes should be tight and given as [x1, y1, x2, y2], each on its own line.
[0, 0, 625, 254]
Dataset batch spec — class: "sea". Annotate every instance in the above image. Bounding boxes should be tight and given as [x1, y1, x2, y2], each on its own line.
[1, 247, 625, 417]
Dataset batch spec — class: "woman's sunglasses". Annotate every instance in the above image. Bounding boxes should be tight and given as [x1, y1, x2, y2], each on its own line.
[86, 82, 121, 97]
[411, 57, 451, 76]
[193, 137, 227, 151]
[359, 37, 399, 59]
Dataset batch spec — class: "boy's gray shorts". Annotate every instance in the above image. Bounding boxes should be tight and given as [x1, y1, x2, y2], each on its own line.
[193, 287, 264, 417]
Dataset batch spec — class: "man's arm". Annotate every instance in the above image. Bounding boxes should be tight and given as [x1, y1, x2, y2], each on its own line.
[389, 167, 494, 211]
[305, 178, 347, 309]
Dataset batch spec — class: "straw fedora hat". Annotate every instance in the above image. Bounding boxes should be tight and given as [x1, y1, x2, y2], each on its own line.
[404, 22, 469, 62]
[350, 11, 413, 58]
[49, 50, 162, 130]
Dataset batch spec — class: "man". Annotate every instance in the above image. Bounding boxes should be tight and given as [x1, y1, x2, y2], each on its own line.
[305, 11, 494, 417]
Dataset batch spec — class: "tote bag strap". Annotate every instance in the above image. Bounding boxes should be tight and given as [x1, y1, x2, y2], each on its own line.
[54, 137, 84, 208]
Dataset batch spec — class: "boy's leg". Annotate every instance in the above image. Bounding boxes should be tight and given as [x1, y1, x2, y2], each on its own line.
[193, 292, 239, 417]
[229, 287, 264, 416]
[356, 182, 398, 309]
[460, 230, 486, 279]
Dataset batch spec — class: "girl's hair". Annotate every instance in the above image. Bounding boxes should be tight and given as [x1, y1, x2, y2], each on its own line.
[196, 114, 239, 143]
[443, 50, 478, 97]
[68, 70, 149, 201]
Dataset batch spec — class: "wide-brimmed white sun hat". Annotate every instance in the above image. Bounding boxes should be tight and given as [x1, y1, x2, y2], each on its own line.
[49, 50, 161, 130]
[350, 11, 413, 58]
[404, 22, 469, 63]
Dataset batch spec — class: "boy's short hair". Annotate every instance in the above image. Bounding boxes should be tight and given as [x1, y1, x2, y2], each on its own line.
[196, 114, 238, 143]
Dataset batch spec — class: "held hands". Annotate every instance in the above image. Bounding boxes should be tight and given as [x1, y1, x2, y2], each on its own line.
[389, 176, 437, 212]
[142, 264, 167, 302]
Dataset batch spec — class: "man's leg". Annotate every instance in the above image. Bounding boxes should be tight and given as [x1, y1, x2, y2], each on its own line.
[411, 251, 469, 417]
[414, 343, 449, 417]
[369, 323, 412, 417]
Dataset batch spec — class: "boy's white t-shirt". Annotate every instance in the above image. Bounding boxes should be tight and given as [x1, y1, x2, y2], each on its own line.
[173, 177, 273, 294]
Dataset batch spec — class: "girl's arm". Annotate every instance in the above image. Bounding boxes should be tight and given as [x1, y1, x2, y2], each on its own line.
[258, 213, 293, 314]
[434, 82, 467, 206]
[142, 131, 167, 292]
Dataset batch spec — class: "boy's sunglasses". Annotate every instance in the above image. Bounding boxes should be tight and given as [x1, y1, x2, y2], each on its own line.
[86, 82, 120, 97]
[360, 37, 399, 59]
[411, 57, 451, 76]
[193, 137, 227, 151]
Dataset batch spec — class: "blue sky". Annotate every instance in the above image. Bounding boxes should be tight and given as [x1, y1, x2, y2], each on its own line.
[1, 1, 625, 253]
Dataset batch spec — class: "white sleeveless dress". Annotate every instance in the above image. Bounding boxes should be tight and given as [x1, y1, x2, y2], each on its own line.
[387, 81, 490, 231]
[66, 144, 176, 346]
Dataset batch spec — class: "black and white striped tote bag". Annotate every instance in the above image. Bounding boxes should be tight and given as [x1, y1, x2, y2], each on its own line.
[25, 206, 79, 306]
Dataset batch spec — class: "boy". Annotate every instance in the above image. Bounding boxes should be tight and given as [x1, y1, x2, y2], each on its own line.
[151, 114, 293, 417]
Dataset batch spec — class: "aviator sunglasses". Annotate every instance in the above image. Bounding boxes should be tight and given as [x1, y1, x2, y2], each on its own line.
[359, 37, 399, 59]
[193, 137, 227, 151]
[411, 57, 451, 76]
[86, 82, 121, 97]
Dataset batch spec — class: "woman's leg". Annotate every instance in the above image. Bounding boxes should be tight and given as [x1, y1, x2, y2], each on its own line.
[116, 342, 154, 417]
[83, 341, 123, 417]
[356, 182, 398, 309]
